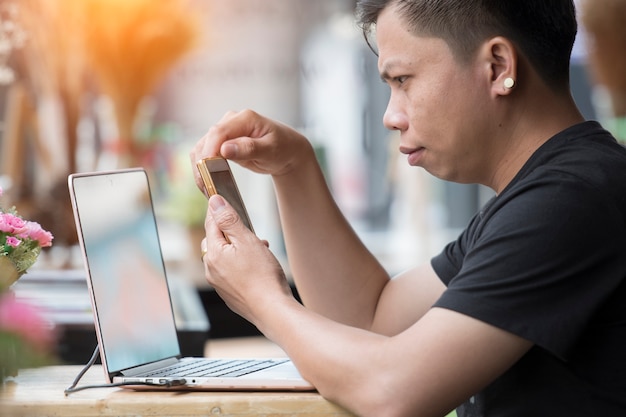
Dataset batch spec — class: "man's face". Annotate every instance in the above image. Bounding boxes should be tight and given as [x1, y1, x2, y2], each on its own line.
[376, 6, 497, 184]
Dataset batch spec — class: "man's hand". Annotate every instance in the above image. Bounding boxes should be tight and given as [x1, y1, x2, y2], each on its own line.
[190, 109, 314, 193]
[200, 194, 294, 325]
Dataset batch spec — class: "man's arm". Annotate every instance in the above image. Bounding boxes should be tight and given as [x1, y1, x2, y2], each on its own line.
[191, 110, 399, 329]
[203, 196, 533, 417]
[264, 304, 533, 417]
[271, 154, 392, 328]
[272, 154, 445, 332]
[371, 263, 446, 335]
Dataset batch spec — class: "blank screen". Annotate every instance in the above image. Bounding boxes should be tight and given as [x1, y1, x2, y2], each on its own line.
[71, 170, 180, 373]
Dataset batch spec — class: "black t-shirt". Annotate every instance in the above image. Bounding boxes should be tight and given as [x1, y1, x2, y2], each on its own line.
[431, 121, 626, 416]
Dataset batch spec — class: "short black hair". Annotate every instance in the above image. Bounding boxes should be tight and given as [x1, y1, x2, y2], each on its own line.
[356, 0, 577, 93]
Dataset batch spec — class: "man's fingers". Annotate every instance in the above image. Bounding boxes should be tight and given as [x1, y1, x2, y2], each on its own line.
[208, 195, 248, 243]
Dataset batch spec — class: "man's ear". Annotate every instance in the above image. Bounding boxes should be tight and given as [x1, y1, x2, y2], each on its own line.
[480, 36, 518, 98]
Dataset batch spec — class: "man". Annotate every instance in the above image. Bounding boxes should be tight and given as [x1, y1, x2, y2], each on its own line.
[191, 1, 626, 416]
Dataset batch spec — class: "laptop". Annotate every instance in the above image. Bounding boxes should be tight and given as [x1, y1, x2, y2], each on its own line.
[67, 168, 314, 391]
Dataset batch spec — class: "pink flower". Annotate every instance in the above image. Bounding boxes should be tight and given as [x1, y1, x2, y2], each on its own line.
[0, 292, 54, 350]
[0, 212, 26, 235]
[23, 221, 53, 247]
[5, 236, 21, 247]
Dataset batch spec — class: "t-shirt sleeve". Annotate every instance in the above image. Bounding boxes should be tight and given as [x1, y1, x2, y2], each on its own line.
[431, 173, 626, 359]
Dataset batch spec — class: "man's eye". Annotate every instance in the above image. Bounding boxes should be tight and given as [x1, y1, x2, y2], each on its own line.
[394, 76, 408, 85]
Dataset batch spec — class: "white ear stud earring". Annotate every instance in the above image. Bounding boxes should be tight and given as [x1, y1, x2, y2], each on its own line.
[504, 77, 515, 89]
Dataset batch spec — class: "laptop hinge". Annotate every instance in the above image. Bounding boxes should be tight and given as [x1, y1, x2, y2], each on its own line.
[120, 357, 179, 377]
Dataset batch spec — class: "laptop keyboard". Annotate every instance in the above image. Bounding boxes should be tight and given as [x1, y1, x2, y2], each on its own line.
[144, 358, 289, 378]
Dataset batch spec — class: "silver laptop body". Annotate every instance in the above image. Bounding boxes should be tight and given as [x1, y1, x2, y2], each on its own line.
[68, 168, 313, 391]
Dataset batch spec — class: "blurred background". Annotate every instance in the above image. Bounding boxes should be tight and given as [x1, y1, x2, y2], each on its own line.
[0, 0, 623, 361]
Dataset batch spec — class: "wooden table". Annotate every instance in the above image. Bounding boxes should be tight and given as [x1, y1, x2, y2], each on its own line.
[0, 338, 354, 416]
[0, 365, 353, 417]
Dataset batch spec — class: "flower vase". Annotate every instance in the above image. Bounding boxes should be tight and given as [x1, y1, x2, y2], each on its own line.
[0, 258, 23, 384]
[0, 256, 20, 292]
[0, 334, 18, 384]
[0, 290, 19, 384]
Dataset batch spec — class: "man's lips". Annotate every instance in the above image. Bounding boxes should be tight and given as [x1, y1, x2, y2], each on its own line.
[399, 146, 425, 165]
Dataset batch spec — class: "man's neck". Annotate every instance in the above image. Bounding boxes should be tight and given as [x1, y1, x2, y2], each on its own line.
[488, 93, 584, 194]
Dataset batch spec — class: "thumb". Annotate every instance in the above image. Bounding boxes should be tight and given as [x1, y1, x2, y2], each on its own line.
[208, 195, 246, 241]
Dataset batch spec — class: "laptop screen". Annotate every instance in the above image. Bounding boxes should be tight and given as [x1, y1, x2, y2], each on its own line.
[70, 169, 180, 373]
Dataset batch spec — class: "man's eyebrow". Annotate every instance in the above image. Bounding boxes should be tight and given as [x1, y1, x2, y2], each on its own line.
[378, 59, 400, 82]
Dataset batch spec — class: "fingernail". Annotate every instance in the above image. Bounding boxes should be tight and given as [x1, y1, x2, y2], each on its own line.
[222, 143, 238, 157]
[209, 195, 226, 212]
